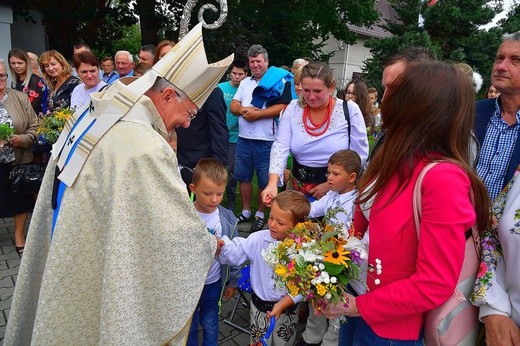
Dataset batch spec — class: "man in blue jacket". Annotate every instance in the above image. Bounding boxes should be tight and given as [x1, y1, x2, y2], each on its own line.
[475, 31, 520, 201]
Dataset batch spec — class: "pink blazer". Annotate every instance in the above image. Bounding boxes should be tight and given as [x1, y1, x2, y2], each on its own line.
[354, 159, 475, 340]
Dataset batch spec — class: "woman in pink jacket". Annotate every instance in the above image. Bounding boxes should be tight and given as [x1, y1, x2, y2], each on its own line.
[321, 61, 490, 344]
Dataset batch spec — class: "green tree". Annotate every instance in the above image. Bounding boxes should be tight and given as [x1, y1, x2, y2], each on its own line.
[363, 0, 503, 94]
[187, 0, 380, 66]
[12, 0, 136, 58]
[112, 24, 142, 57]
[499, 2, 520, 34]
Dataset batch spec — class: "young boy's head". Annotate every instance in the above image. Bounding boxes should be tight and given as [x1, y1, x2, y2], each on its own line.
[327, 149, 361, 194]
[190, 158, 228, 214]
[268, 191, 310, 240]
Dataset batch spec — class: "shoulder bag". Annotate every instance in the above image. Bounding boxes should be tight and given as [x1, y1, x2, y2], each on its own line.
[413, 161, 480, 346]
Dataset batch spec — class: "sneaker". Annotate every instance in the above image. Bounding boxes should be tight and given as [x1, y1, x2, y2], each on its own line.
[250, 216, 266, 232]
[236, 213, 252, 223]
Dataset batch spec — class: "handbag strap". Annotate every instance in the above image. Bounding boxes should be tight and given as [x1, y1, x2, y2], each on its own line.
[412, 161, 481, 258]
[342, 100, 351, 148]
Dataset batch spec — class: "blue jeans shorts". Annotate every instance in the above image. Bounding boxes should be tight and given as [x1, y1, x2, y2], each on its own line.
[234, 137, 273, 189]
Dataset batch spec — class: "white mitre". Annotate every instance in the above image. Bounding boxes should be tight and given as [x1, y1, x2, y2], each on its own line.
[51, 23, 234, 187]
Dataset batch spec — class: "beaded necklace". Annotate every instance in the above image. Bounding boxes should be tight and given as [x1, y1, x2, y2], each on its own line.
[302, 96, 333, 136]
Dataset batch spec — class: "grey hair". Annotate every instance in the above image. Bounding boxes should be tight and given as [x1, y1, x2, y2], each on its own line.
[149, 77, 175, 93]
[503, 31, 520, 42]
[248, 45, 268, 60]
[114, 50, 134, 63]
[292, 58, 307, 69]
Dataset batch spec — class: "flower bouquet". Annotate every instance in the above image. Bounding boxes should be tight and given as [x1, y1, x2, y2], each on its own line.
[37, 107, 74, 144]
[0, 123, 14, 142]
[262, 207, 368, 311]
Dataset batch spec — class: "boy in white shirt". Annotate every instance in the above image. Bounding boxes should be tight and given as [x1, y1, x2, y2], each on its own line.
[218, 191, 310, 345]
[300, 149, 362, 346]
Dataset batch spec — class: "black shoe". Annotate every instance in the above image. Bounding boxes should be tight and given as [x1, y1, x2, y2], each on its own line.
[250, 216, 266, 231]
[236, 213, 252, 223]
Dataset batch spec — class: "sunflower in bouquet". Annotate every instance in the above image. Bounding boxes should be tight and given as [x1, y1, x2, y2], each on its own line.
[37, 107, 74, 144]
[262, 206, 368, 311]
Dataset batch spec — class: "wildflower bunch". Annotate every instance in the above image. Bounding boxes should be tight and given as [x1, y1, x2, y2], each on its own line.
[262, 207, 367, 310]
[37, 107, 74, 144]
[0, 123, 14, 141]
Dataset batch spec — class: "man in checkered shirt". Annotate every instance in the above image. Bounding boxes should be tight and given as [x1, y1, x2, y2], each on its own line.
[475, 31, 520, 201]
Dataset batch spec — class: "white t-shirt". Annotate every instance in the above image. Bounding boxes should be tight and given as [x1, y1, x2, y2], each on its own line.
[70, 81, 107, 111]
[233, 77, 278, 141]
[198, 208, 222, 285]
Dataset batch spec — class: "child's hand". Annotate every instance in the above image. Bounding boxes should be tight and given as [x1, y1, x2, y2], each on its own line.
[309, 182, 329, 200]
[223, 286, 236, 300]
[215, 236, 225, 256]
[267, 302, 284, 321]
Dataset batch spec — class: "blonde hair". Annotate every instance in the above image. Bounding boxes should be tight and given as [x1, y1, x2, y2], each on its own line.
[272, 191, 310, 224]
[192, 158, 228, 186]
[39, 50, 72, 90]
[8, 48, 32, 88]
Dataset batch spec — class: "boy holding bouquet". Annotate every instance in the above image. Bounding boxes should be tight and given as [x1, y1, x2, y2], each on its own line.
[218, 191, 311, 345]
[299, 149, 363, 346]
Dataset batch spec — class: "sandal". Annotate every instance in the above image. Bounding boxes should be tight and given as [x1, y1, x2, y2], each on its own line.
[15, 246, 24, 254]
[251, 216, 266, 232]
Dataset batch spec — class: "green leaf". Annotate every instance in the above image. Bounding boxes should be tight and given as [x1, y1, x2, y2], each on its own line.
[0, 124, 14, 141]
[323, 262, 345, 276]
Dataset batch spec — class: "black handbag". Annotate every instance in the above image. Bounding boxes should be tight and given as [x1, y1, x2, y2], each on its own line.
[9, 147, 46, 195]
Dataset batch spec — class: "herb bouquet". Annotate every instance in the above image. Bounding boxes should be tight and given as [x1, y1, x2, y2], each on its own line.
[0, 123, 14, 142]
[37, 107, 74, 144]
[262, 208, 368, 311]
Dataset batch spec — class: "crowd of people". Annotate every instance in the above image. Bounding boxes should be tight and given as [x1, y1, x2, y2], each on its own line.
[1, 22, 520, 346]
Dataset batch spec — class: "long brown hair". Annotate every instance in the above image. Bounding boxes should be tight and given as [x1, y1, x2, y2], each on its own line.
[346, 79, 372, 127]
[359, 61, 490, 230]
[8, 48, 31, 87]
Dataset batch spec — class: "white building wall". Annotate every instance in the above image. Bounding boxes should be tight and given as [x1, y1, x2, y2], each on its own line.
[324, 37, 372, 87]
[11, 10, 46, 55]
[0, 5, 13, 64]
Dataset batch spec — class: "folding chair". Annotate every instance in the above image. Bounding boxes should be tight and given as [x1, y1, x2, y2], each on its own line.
[223, 264, 252, 334]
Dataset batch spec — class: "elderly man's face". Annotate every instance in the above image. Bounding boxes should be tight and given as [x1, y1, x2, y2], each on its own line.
[115, 54, 134, 77]
[154, 87, 199, 130]
[492, 39, 520, 96]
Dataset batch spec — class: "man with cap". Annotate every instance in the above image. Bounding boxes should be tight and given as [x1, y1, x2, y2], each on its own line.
[4, 23, 233, 345]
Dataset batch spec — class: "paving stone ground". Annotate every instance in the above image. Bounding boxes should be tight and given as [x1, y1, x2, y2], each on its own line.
[0, 217, 306, 345]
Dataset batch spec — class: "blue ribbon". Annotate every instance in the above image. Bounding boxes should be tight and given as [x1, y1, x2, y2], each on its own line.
[51, 107, 96, 240]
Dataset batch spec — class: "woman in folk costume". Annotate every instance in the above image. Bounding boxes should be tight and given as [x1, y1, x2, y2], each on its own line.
[4, 23, 234, 345]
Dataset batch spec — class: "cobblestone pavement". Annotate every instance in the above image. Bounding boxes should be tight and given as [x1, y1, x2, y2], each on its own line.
[0, 217, 305, 345]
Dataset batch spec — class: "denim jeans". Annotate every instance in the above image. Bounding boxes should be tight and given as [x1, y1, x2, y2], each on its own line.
[352, 318, 424, 346]
[234, 137, 273, 188]
[187, 279, 221, 346]
[338, 316, 360, 345]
